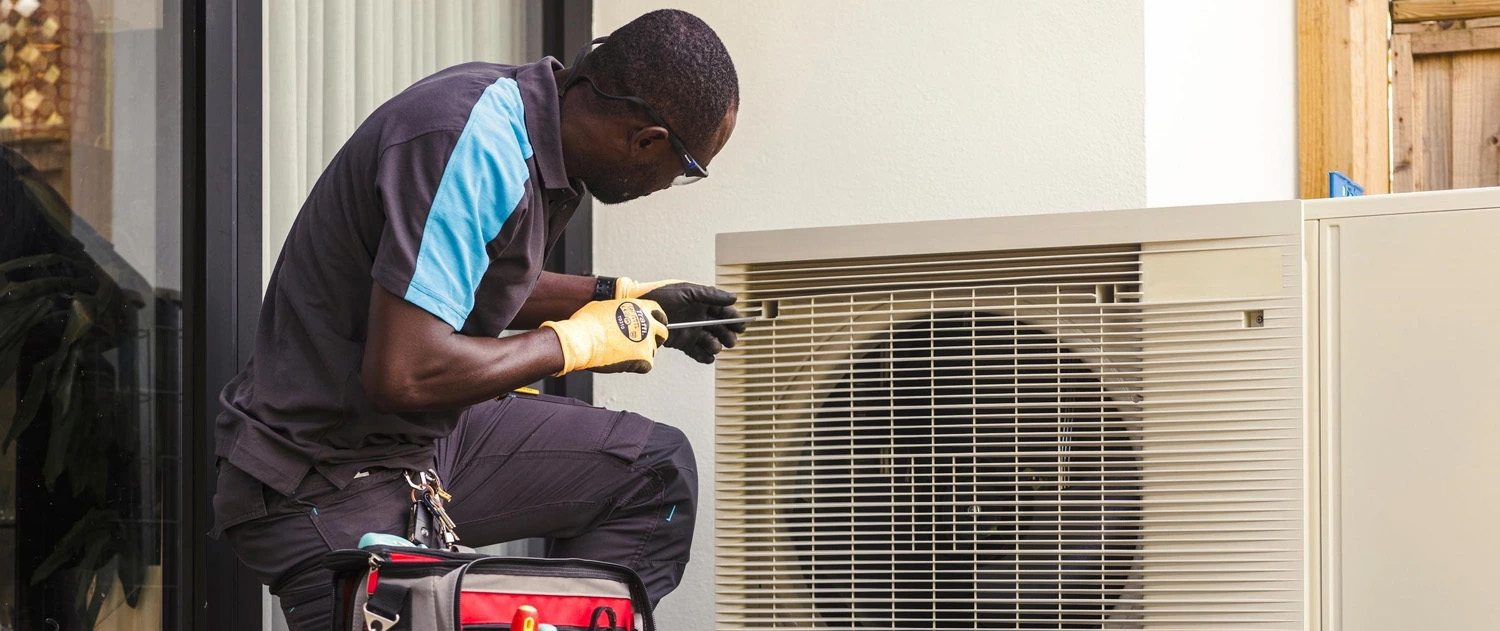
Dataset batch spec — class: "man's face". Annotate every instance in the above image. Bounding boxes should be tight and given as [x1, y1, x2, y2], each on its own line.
[587, 106, 737, 205]
[583, 159, 663, 205]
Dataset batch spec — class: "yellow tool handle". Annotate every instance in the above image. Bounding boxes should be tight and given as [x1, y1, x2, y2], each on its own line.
[494, 386, 541, 401]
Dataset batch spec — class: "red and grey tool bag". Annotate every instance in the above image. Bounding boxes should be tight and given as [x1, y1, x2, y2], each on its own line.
[323, 545, 656, 631]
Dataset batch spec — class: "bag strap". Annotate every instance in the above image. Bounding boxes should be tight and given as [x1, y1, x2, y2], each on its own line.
[589, 606, 618, 631]
[364, 581, 409, 631]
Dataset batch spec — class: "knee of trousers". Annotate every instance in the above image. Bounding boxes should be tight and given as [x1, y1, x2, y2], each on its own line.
[633, 421, 699, 508]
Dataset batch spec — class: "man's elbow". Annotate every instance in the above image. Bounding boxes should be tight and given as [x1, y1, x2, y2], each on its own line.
[362, 370, 427, 414]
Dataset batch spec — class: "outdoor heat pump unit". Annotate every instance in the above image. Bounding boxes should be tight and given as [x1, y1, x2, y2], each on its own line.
[711, 190, 1500, 631]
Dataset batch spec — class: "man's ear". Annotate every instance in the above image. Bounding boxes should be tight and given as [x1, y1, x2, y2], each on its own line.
[628, 125, 670, 156]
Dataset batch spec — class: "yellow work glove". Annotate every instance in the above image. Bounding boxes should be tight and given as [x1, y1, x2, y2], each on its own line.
[540, 298, 669, 375]
[613, 277, 687, 300]
[609, 277, 744, 364]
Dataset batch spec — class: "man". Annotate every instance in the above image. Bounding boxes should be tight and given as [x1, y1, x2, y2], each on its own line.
[211, 10, 740, 630]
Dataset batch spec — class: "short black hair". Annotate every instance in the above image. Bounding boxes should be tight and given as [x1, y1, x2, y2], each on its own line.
[582, 9, 738, 152]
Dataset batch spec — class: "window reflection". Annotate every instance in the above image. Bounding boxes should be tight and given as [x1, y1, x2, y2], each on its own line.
[0, 1, 180, 630]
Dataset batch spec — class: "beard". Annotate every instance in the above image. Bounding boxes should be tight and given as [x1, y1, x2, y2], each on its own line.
[583, 161, 661, 205]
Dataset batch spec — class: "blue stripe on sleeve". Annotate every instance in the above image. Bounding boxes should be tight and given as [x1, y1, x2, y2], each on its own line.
[404, 77, 534, 330]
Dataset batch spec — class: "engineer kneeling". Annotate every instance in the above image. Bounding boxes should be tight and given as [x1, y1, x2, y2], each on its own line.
[210, 10, 740, 630]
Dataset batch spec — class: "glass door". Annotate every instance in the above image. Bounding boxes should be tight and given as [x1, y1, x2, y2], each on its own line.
[0, 1, 183, 629]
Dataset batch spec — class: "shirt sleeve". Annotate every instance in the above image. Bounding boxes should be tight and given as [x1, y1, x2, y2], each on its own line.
[370, 83, 536, 331]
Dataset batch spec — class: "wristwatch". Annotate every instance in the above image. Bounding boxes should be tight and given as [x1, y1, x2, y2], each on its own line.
[593, 276, 618, 302]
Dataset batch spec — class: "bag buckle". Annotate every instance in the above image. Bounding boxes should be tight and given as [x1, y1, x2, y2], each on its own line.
[364, 605, 400, 631]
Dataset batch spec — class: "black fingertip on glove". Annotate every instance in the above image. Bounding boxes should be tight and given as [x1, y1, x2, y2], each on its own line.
[650, 308, 669, 348]
[677, 329, 723, 364]
[691, 284, 739, 307]
[707, 304, 747, 338]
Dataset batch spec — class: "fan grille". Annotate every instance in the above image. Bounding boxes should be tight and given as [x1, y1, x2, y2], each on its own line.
[798, 312, 1139, 629]
[715, 242, 1303, 630]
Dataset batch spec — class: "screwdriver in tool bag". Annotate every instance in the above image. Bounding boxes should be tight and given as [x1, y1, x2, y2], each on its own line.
[512, 605, 539, 631]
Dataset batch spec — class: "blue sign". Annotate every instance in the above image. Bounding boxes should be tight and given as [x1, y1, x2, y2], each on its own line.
[1329, 171, 1364, 197]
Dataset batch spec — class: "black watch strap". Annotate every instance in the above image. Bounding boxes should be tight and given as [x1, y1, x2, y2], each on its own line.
[593, 276, 618, 302]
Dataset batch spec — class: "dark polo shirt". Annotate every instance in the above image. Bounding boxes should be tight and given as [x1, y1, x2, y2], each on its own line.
[216, 59, 580, 497]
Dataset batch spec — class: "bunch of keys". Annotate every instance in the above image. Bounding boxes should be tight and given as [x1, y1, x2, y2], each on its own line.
[405, 469, 460, 550]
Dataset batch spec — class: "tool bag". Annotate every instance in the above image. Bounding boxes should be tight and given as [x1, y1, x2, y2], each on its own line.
[323, 545, 655, 631]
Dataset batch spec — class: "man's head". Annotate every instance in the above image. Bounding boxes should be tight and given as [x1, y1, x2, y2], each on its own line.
[557, 9, 738, 204]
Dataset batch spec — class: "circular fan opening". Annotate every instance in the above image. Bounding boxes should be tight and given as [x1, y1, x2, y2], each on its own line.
[791, 312, 1140, 630]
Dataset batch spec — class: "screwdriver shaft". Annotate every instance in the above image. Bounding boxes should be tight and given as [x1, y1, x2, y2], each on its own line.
[666, 315, 762, 330]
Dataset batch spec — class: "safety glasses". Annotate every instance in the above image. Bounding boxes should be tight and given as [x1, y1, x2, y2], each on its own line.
[565, 37, 709, 186]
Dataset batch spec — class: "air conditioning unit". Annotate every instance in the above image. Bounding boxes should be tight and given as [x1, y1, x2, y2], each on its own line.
[712, 189, 1500, 631]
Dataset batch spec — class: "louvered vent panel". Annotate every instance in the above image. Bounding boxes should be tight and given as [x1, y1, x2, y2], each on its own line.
[715, 238, 1302, 630]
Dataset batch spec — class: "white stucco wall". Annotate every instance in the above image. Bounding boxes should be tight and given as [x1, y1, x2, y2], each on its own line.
[591, 2, 1149, 627]
[1144, 0, 1298, 206]
[592, 2, 1298, 627]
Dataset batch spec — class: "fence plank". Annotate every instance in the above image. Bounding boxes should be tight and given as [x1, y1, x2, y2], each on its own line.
[1393, 36, 1418, 192]
[1416, 56, 1456, 190]
[1449, 51, 1500, 188]
[1394, 0, 1500, 23]
[1396, 20, 1464, 33]
[1298, 0, 1391, 197]
[1410, 25, 1500, 53]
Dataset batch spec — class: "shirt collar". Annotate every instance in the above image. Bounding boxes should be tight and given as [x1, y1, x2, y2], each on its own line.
[516, 57, 577, 196]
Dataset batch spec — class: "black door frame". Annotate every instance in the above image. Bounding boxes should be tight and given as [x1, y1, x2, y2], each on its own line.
[180, 2, 594, 630]
[183, 0, 264, 630]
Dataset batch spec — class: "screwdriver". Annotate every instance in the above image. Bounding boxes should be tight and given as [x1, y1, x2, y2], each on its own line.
[666, 314, 760, 330]
[511, 606, 539, 631]
[665, 299, 779, 330]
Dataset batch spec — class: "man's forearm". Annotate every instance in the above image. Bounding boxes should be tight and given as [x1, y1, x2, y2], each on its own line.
[376, 329, 564, 412]
[509, 272, 597, 329]
[364, 283, 567, 412]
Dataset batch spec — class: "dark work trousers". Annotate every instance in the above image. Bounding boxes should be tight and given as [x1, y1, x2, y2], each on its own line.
[213, 393, 698, 631]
